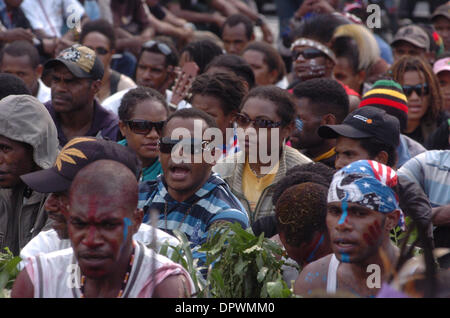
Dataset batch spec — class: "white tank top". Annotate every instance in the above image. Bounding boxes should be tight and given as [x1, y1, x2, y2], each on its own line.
[26, 241, 194, 298]
[326, 254, 340, 294]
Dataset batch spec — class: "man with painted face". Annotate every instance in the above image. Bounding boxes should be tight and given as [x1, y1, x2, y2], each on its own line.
[12, 160, 194, 298]
[290, 78, 349, 168]
[318, 106, 434, 249]
[289, 14, 361, 111]
[19, 137, 180, 265]
[295, 160, 405, 297]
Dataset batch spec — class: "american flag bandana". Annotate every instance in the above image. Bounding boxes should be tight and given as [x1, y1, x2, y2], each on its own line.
[328, 160, 405, 230]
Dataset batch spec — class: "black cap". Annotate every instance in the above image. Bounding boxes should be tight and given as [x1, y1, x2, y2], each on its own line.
[318, 106, 400, 148]
[20, 137, 141, 193]
[44, 44, 104, 80]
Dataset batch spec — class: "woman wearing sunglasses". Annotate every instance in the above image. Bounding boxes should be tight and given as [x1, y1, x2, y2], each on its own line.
[390, 56, 447, 145]
[80, 19, 136, 103]
[213, 86, 312, 227]
[118, 87, 168, 181]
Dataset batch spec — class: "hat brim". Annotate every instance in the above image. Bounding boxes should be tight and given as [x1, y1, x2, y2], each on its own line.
[21, 168, 72, 193]
[318, 124, 374, 140]
[431, 12, 450, 21]
[44, 58, 93, 79]
[391, 38, 428, 50]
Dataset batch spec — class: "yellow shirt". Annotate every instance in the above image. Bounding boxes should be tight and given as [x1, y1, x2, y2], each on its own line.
[242, 161, 279, 211]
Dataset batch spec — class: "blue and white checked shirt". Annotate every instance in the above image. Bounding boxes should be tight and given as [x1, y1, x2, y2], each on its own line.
[138, 173, 249, 246]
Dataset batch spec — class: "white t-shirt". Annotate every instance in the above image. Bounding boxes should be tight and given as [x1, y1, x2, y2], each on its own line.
[26, 241, 194, 298]
[36, 79, 51, 104]
[275, 76, 289, 89]
[102, 87, 191, 116]
[21, 0, 85, 37]
[19, 223, 180, 269]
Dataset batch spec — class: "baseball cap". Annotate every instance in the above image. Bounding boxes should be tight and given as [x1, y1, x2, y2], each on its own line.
[433, 57, 450, 75]
[44, 44, 104, 80]
[391, 25, 430, 51]
[431, 3, 450, 21]
[20, 137, 141, 193]
[318, 106, 400, 148]
[359, 79, 408, 131]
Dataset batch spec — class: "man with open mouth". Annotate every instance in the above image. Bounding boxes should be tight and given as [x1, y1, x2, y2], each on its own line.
[294, 160, 407, 298]
[12, 160, 194, 298]
[138, 108, 249, 270]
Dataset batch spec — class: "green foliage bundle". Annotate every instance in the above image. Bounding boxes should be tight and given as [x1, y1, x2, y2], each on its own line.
[200, 222, 294, 298]
[156, 222, 295, 298]
[0, 248, 21, 298]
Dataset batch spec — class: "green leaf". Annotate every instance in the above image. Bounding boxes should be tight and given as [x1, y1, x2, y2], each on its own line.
[267, 281, 284, 298]
[0, 272, 9, 290]
[257, 267, 268, 282]
[234, 258, 248, 273]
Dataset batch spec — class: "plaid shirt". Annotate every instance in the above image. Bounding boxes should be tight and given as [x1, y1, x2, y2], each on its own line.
[138, 173, 249, 246]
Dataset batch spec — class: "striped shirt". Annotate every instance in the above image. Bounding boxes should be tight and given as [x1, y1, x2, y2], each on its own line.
[398, 150, 450, 207]
[138, 173, 249, 246]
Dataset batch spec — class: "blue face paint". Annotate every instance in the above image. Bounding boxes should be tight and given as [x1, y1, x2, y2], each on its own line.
[295, 118, 303, 132]
[338, 194, 348, 225]
[305, 272, 314, 283]
[306, 234, 325, 262]
[123, 217, 132, 240]
[341, 253, 350, 263]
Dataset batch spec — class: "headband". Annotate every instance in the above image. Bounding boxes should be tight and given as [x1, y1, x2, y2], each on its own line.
[290, 38, 337, 64]
[328, 160, 405, 230]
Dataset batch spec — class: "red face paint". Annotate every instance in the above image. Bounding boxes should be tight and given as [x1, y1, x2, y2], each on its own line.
[88, 195, 97, 220]
[363, 220, 381, 246]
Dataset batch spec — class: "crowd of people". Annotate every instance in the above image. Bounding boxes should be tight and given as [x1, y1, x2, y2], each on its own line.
[0, 0, 449, 298]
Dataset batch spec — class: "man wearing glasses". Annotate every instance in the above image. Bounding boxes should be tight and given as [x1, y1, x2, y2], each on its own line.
[43, 44, 119, 147]
[288, 15, 361, 112]
[138, 108, 249, 267]
[135, 39, 178, 98]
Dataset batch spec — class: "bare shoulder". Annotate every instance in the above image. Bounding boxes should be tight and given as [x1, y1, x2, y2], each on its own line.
[152, 274, 192, 298]
[294, 254, 333, 296]
[11, 269, 34, 298]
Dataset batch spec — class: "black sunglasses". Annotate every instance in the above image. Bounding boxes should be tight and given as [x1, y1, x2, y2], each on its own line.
[292, 48, 325, 61]
[402, 83, 429, 97]
[142, 40, 172, 56]
[86, 46, 109, 56]
[158, 137, 212, 155]
[234, 113, 282, 129]
[124, 119, 165, 135]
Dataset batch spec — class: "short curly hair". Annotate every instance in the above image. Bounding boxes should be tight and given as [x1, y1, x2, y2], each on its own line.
[275, 182, 328, 246]
[180, 40, 223, 74]
[118, 87, 168, 121]
[242, 41, 286, 83]
[189, 72, 246, 115]
[292, 78, 349, 123]
[241, 85, 296, 127]
[80, 19, 116, 49]
[205, 54, 255, 89]
[272, 162, 335, 206]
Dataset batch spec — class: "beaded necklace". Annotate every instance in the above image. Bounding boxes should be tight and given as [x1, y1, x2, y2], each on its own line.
[79, 244, 135, 298]
[164, 201, 192, 231]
